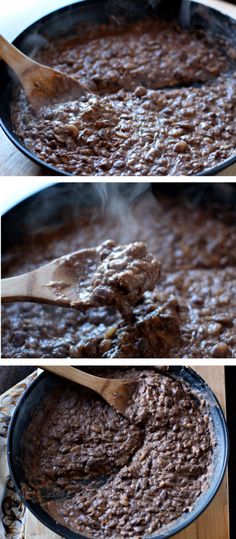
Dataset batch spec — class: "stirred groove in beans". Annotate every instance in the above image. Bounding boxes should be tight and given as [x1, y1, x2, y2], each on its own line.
[22, 367, 215, 539]
[11, 19, 236, 175]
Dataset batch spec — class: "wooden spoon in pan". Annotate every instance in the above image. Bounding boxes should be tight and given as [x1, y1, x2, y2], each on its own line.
[0, 35, 90, 110]
[1, 240, 160, 315]
[41, 365, 137, 417]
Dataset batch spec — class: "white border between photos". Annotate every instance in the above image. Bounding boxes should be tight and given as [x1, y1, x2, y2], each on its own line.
[1, 358, 235, 367]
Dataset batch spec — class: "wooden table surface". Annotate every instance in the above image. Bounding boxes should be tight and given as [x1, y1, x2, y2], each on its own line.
[0, 0, 235, 177]
[23, 366, 229, 539]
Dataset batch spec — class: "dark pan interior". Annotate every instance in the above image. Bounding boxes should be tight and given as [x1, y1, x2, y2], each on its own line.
[7, 367, 229, 539]
[2, 182, 236, 254]
[0, 0, 236, 176]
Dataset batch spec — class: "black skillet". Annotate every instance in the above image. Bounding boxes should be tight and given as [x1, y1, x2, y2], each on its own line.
[0, 0, 236, 176]
[7, 366, 229, 539]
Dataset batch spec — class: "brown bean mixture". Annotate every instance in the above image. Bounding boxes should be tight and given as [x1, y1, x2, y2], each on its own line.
[11, 19, 236, 175]
[1, 186, 236, 358]
[48, 240, 160, 316]
[23, 368, 214, 538]
[89, 241, 160, 316]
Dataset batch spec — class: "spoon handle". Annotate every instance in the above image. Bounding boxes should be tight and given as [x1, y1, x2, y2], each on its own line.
[0, 35, 35, 80]
[1, 273, 31, 302]
[41, 366, 109, 396]
[1, 267, 57, 305]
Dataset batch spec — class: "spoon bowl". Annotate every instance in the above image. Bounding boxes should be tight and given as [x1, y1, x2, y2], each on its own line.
[41, 366, 137, 417]
[1, 246, 99, 308]
[0, 35, 90, 110]
[1, 240, 160, 315]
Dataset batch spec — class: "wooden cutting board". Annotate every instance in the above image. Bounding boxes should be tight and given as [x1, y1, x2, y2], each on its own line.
[1, 0, 236, 177]
[24, 366, 229, 539]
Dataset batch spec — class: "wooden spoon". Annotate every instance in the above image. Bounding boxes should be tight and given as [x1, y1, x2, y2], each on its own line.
[1, 247, 104, 309]
[0, 35, 90, 110]
[1, 241, 160, 312]
[41, 366, 137, 417]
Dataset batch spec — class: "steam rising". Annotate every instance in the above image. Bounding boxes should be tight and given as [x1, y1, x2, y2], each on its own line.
[93, 182, 151, 243]
[94, 182, 149, 215]
[3, 183, 236, 269]
[18, 183, 152, 246]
